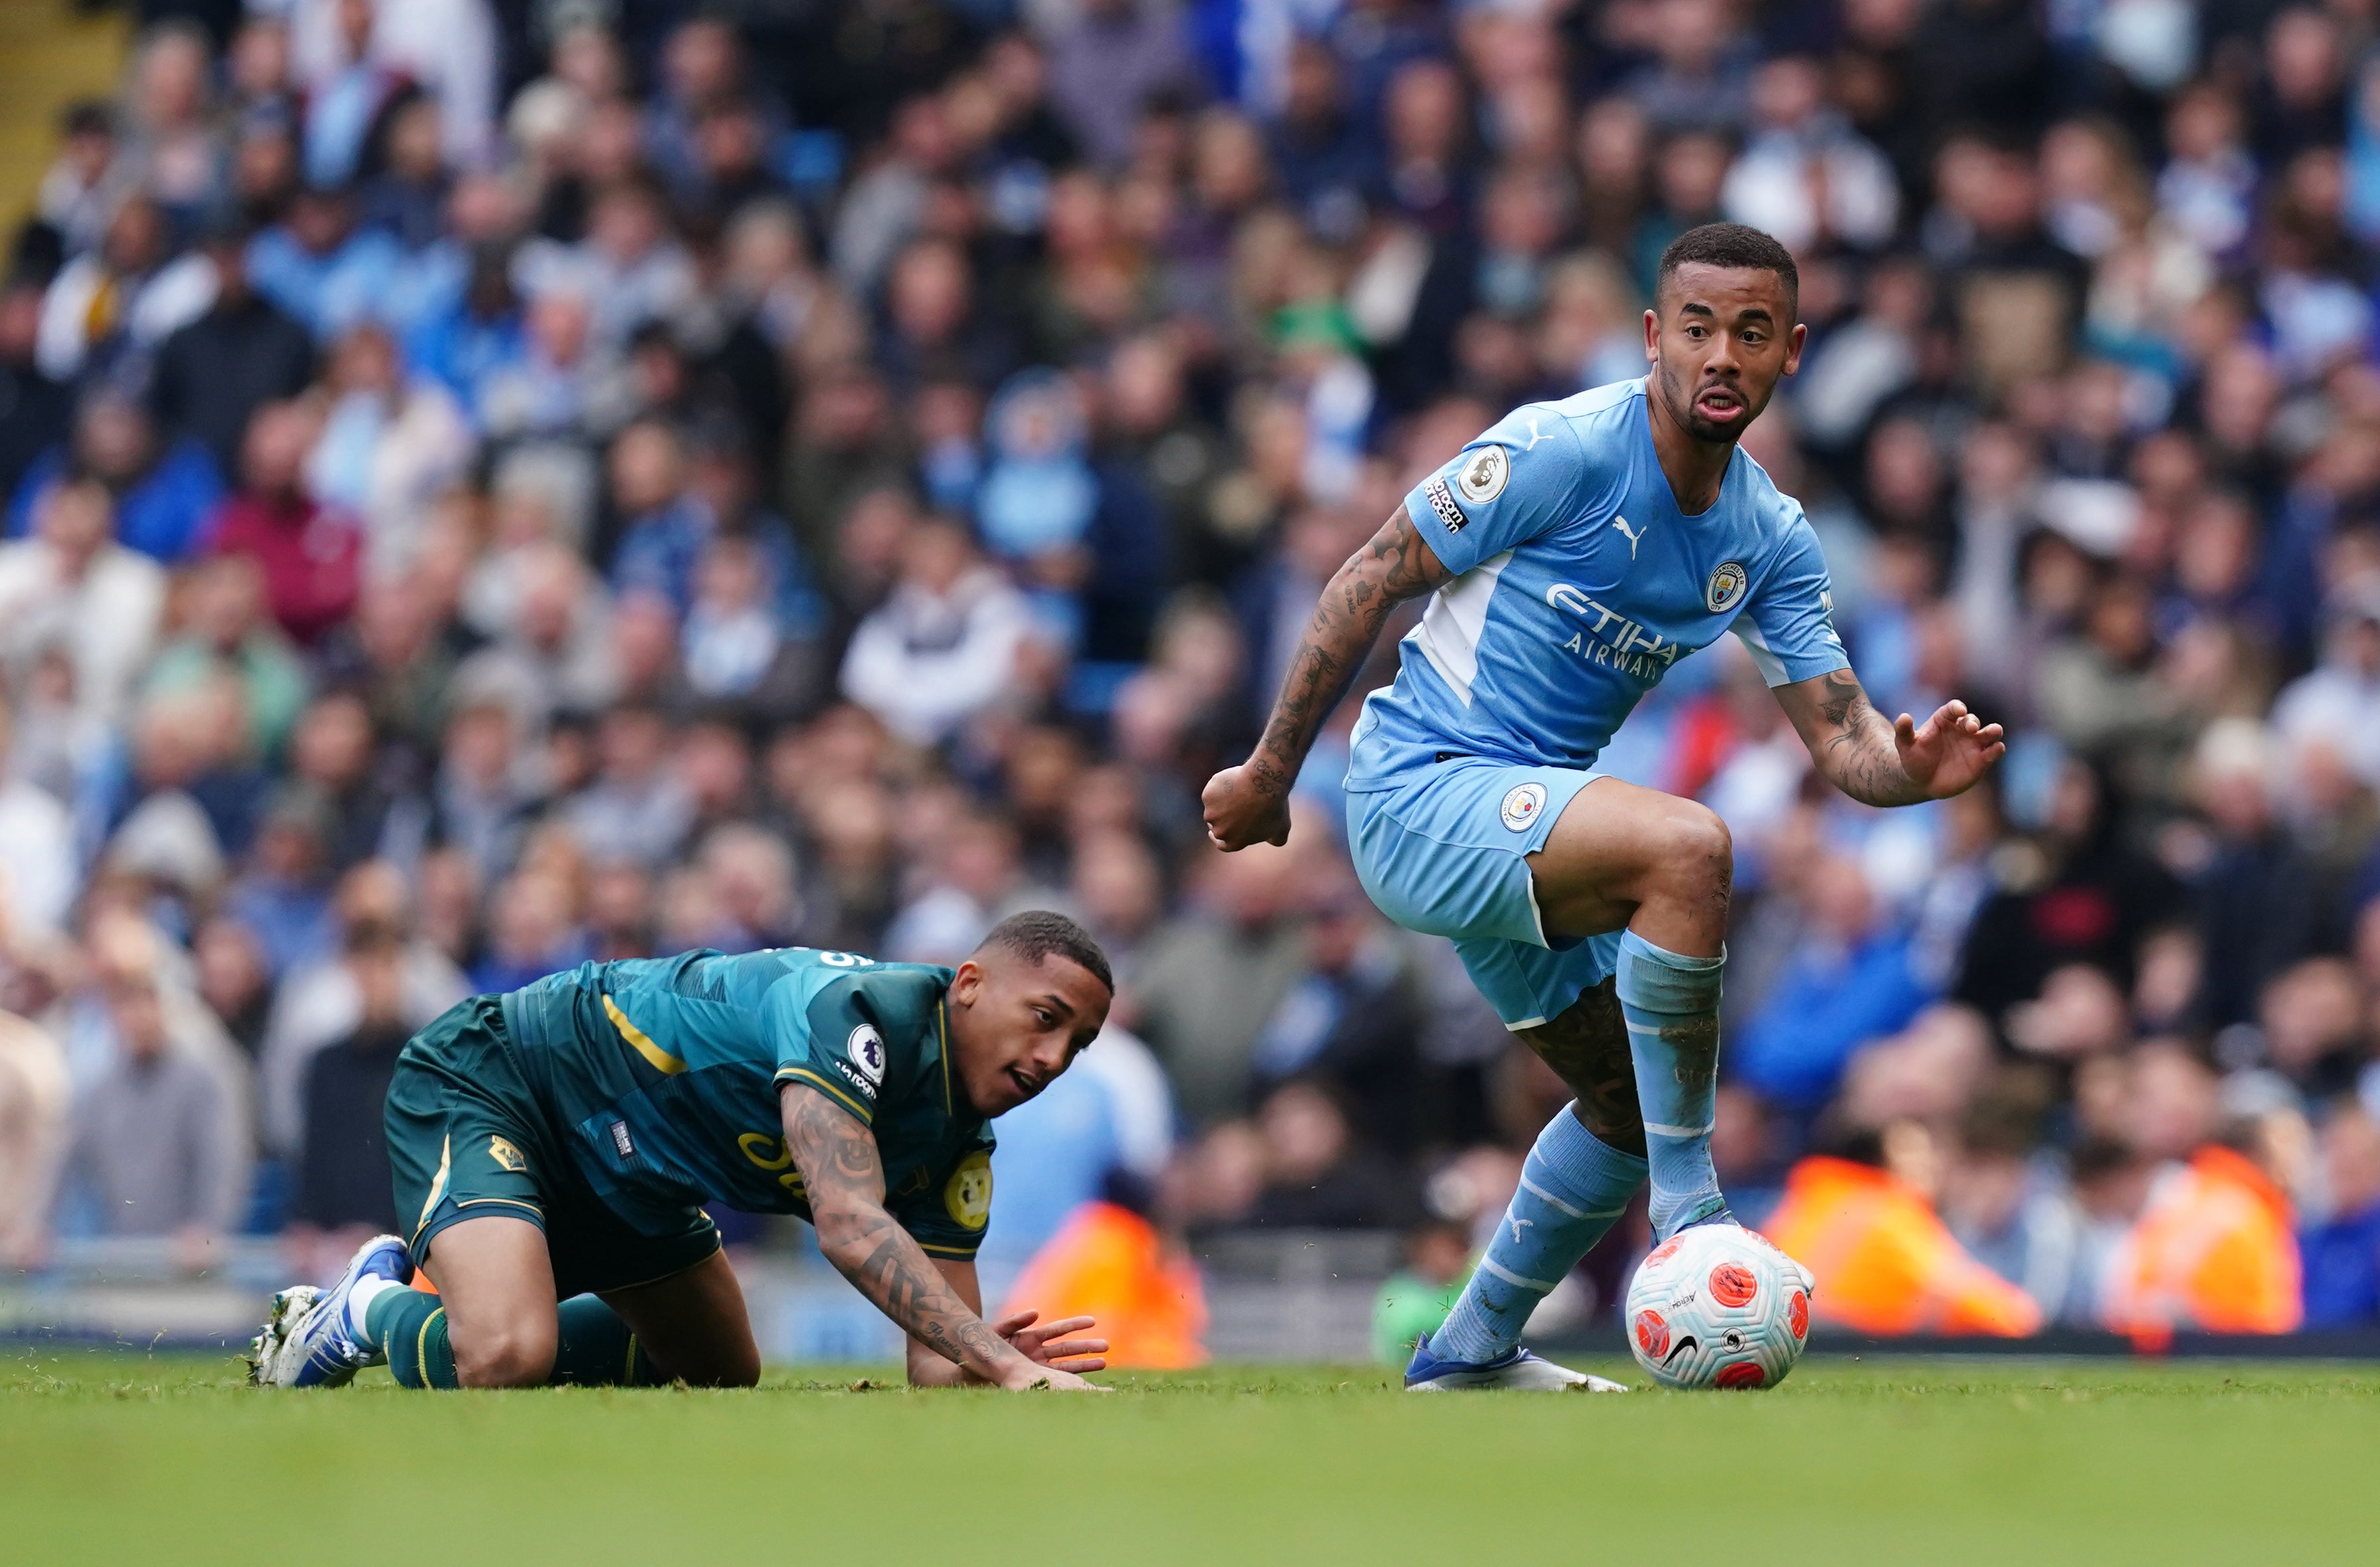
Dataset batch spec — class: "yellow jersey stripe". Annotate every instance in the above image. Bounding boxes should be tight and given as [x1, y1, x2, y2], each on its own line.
[775, 1067, 872, 1122]
[936, 1001, 951, 1116]
[605, 994, 686, 1075]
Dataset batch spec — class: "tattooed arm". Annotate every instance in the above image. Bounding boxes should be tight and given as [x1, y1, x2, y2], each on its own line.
[779, 1084, 1102, 1390]
[902, 1258, 1108, 1388]
[1773, 668, 2007, 807]
[1203, 506, 1452, 851]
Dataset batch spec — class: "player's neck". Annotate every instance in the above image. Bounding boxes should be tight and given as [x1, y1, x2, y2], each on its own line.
[1643, 382, 1736, 517]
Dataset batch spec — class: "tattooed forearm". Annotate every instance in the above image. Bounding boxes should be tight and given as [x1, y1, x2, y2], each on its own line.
[780, 1085, 1022, 1382]
[1788, 669, 1928, 807]
[1247, 506, 1452, 791]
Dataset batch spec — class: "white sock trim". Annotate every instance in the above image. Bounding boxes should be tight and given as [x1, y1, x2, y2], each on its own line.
[1476, 1255, 1561, 1293]
[1643, 1119, 1715, 1138]
[1516, 1172, 1588, 1219]
[347, 1274, 401, 1341]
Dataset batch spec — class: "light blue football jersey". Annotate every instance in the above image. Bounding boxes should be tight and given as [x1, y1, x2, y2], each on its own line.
[1347, 379, 1850, 790]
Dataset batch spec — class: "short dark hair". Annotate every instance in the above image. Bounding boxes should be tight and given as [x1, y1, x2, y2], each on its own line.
[1656, 222, 1799, 313]
[975, 909, 1114, 994]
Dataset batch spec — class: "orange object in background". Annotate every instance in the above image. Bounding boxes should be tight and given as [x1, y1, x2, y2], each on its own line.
[1761, 1156, 2044, 1337]
[999, 1201, 1208, 1369]
[2100, 1145, 2301, 1336]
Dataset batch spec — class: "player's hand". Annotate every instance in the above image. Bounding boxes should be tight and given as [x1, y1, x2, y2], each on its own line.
[1894, 699, 2005, 799]
[991, 1308, 1108, 1374]
[999, 1358, 1110, 1392]
[1203, 763, 1292, 851]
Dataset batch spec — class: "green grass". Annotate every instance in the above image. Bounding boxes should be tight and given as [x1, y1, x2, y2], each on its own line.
[4, 1351, 2375, 1564]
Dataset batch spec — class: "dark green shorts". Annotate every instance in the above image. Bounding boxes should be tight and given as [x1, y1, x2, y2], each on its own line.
[385, 997, 721, 1300]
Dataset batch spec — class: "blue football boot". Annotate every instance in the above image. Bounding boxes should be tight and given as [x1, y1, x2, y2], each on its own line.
[248, 1233, 413, 1388]
[1403, 1332, 1628, 1392]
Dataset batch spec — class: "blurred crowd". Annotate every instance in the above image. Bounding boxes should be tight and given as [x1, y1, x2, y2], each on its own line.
[3, 0, 2380, 1348]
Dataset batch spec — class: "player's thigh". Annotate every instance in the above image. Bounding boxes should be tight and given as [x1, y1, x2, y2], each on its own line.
[598, 1250, 760, 1388]
[416, 1215, 561, 1387]
[1527, 776, 1732, 938]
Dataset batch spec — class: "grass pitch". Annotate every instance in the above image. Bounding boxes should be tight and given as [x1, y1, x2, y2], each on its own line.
[4, 1350, 2373, 1565]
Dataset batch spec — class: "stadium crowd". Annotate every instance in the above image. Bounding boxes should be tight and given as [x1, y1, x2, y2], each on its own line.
[3, 0, 2380, 1352]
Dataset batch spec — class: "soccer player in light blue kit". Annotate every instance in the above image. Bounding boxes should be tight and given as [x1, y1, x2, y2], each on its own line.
[1203, 224, 2005, 1390]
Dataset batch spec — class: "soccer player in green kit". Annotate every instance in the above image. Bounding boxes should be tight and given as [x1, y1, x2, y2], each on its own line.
[250, 912, 1115, 1392]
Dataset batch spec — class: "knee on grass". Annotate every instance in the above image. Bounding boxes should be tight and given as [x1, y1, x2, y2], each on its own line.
[454, 1325, 559, 1388]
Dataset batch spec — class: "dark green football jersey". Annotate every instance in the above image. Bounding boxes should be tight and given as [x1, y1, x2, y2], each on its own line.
[498, 948, 996, 1259]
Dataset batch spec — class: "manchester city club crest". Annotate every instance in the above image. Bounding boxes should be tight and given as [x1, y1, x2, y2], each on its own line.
[1500, 782, 1547, 832]
[1706, 560, 1749, 613]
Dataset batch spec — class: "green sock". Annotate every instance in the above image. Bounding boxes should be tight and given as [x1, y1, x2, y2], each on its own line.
[363, 1289, 664, 1388]
[551, 1297, 666, 1386]
[369, 1287, 457, 1390]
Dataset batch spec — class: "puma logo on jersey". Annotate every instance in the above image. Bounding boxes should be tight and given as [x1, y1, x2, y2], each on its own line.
[1518, 415, 1551, 450]
[1610, 516, 1646, 558]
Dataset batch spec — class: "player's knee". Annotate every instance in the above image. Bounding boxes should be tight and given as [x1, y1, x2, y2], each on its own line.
[681, 1345, 762, 1388]
[454, 1322, 557, 1388]
[1652, 803, 1732, 903]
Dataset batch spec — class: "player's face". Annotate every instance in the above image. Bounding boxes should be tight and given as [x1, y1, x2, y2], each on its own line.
[945, 951, 1112, 1116]
[1644, 264, 1807, 445]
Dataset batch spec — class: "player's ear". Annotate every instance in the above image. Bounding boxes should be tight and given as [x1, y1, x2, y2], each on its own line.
[1642, 305, 1659, 362]
[1783, 320, 1808, 376]
[949, 959, 985, 1007]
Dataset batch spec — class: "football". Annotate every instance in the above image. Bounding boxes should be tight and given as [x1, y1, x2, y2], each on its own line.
[1625, 1225, 1815, 1390]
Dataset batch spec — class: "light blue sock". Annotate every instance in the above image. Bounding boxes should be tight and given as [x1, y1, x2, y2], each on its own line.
[1431, 1106, 1648, 1364]
[1617, 929, 1729, 1240]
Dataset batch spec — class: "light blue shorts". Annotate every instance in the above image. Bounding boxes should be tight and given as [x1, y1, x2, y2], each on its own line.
[1346, 757, 1623, 1030]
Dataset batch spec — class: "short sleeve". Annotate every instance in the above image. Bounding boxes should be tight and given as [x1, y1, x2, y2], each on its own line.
[1401, 403, 1610, 575]
[1732, 510, 1850, 687]
[768, 974, 898, 1126]
[890, 1136, 997, 1260]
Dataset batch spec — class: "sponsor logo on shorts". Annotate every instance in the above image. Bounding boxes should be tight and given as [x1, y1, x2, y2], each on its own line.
[610, 1120, 635, 1159]
[1500, 782, 1547, 833]
[488, 1136, 527, 1173]
[945, 1150, 993, 1231]
[1454, 444, 1510, 504]
[1706, 559, 1749, 613]
[848, 1024, 886, 1087]
[1421, 474, 1467, 534]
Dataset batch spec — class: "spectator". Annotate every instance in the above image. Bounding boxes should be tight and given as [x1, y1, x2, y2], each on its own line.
[0, 478, 167, 726]
[286, 922, 409, 1273]
[204, 400, 362, 645]
[257, 859, 469, 1158]
[0, 1010, 70, 1269]
[245, 185, 403, 345]
[36, 194, 216, 386]
[1760, 1124, 2046, 1336]
[0, 693, 76, 936]
[839, 517, 1033, 746]
[7, 391, 225, 563]
[2300, 1104, 2380, 1325]
[1242, 1079, 1420, 1229]
[50, 914, 250, 1263]
[149, 222, 316, 482]
[0, 282, 72, 513]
